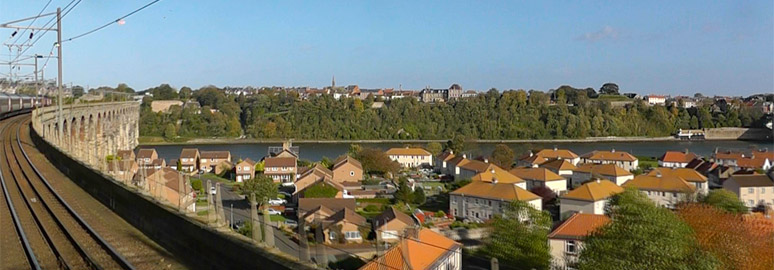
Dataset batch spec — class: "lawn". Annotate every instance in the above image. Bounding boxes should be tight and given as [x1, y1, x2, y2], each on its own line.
[198, 173, 237, 187]
[636, 155, 659, 169]
[270, 215, 286, 222]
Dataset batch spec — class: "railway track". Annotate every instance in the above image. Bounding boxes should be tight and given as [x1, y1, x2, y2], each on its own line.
[0, 115, 135, 270]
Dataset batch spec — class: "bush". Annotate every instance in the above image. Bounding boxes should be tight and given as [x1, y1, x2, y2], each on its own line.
[303, 182, 339, 198]
[435, 210, 446, 218]
[191, 179, 203, 193]
[364, 204, 381, 212]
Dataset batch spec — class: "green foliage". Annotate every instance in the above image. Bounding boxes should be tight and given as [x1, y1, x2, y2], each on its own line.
[320, 156, 333, 169]
[446, 134, 465, 153]
[578, 189, 718, 270]
[191, 179, 202, 193]
[700, 189, 748, 214]
[445, 179, 472, 191]
[426, 142, 443, 156]
[599, 83, 620, 95]
[363, 204, 382, 212]
[237, 221, 252, 237]
[413, 187, 426, 205]
[254, 160, 264, 172]
[238, 174, 278, 206]
[176, 160, 182, 171]
[435, 210, 446, 217]
[352, 147, 400, 176]
[394, 178, 414, 204]
[480, 200, 552, 269]
[164, 124, 177, 140]
[303, 182, 339, 198]
[491, 144, 515, 169]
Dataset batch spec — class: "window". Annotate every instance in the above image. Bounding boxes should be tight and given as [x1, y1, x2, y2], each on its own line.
[762, 187, 766, 194]
[237, 167, 241, 171]
[244, 166, 249, 171]
[350, 171, 355, 176]
[488, 200, 492, 206]
[749, 200, 754, 206]
[329, 231, 337, 240]
[451, 197, 455, 203]
[345, 231, 361, 239]
[672, 193, 677, 198]
[749, 188, 754, 194]
[566, 240, 577, 254]
[381, 231, 398, 239]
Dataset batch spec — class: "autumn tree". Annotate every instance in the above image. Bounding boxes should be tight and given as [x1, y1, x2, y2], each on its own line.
[491, 144, 515, 169]
[352, 147, 400, 176]
[578, 189, 717, 270]
[426, 142, 443, 156]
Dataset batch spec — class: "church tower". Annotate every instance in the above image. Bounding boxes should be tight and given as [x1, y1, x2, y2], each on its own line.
[331, 75, 336, 89]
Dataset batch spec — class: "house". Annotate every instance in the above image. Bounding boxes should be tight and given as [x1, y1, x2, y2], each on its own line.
[580, 150, 639, 171]
[647, 168, 709, 195]
[685, 158, 718, 176]
[518, 148, 580, 167]
[373, 206, 417, 243]
[150, 100, 184, 113]
[540, 158, 577, 178]
[263, 156, 297, 184]
[234, 158, 256, 183]
[571, 164, 633, 187]
[509, 168, 568, 194]
[331, 156, 363, 185]
[179, 148, 200, 173]
[298, 198, 356, 224]
[136, 148, 158, 167]
[722, 174, 774, 209]
[359, 228, 461, 270]
[321, 208, 368, 244]
[559, 179, 623, 218]
[435, 150, 456, 173]
[107, 160, 138, 183]
[449, 181, 541, 222]
[645, 95, 666, 105]
[268, 141, 299, 158]
[292, 165, 345, 202]
[386, 147, 433, 168]
[471, 166, 526, 189]
[199, 151, 231, 174]
[139, 167, 196, 212]
[713, 149, 773, 171]
[116, 150, 135, 161]
[622, 175, 696, 208]
[658, 151, 698, 168]
[548, 213, 610, 270]
[456, 159, 491, 180]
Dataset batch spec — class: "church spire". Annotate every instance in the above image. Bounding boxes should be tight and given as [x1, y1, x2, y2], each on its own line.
[331, 75, 336, 88]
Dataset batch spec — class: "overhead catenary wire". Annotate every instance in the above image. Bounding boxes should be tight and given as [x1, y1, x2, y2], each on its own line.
[9, 0, 80, 63]
[61, 0, 162, 44]
[4, 0, 52, 45]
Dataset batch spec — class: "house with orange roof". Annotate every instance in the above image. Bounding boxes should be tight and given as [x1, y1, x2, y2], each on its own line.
[359, 228, 461, 270]
[136, 148, 158, 168]
[321, 208, 368, 244]
[560, 179, 623, 218]
[199, 150, 232, 174]
[471, 166, 526, 189]
[509, 167, 568, 194]
[292, 164, 346, 202]
[456, 159, 492, 180]
[580, 149, 639, 171]
[648, 168, 709, 194]
[517, 148, 580, 167]
[571, 164, 633, 187]
[386, 147, 433, 168]
[435, 150, 456, 172]
[723, 174, 774, 208]
[449, 181, 541, 222]
[712, 149, 773, 171]
[540, 158, 577, 178]
[548, 213, 610, 269]
[658, 150, 698, 168]
[137, 167, 196, 212]
[622, 174, 696, 208]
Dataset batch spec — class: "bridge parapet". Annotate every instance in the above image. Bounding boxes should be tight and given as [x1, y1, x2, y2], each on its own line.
[31, 102, 140, 169]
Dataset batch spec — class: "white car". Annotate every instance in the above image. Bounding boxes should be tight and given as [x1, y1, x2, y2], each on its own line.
[268, 198, 286, 206]
[266, 208, 282, 215]
[210, 187, 217, 195]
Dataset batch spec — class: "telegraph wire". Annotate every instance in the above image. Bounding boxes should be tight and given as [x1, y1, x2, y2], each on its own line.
[62, 0, 162, 43]
[4, 0, 52, 45]
[9, 0, 80, 63]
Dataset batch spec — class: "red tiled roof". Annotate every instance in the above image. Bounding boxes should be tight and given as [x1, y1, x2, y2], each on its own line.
[659, 151, 698, 163]
[548, 213, 610, 240]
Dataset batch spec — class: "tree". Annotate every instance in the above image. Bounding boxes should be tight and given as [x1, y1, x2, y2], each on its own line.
[72, 85, 85, 97]
[163, 124, 177, 140]
[320, 156, 333, 169]
[577, 189, 717, 270]
[446, 134, 465, 153]
[413, 187, 426, 205]
[480, 200, 552, 269]
[700, 189, 748, 213]
[179, 86, 193, 100]
[491, 144, 515, 169]
[529, 186, 556, 205]
[426, 142, 443, 156]
[353, 147, 400, 176]
[238, 174, 278, 206]
[176, 160, 182, 171]
[394, 178, 414, 203]
[599, 83, 620, 95]
[677, 203, 774, 270]
[254, 160, 264, 172]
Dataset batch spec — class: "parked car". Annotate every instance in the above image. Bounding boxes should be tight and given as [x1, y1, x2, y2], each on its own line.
[284, 219, 298, 228]
[268, 198, 286, 206]
[267, 208, 282, 215]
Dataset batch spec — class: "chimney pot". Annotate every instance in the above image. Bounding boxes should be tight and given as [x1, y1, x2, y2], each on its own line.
[611, 149, 616, 153]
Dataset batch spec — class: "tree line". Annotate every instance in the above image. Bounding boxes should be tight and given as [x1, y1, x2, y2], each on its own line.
[137, 84, 769, 140]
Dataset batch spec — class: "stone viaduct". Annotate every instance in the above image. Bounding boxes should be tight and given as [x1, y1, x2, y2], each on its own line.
[31, 102, 139, 169]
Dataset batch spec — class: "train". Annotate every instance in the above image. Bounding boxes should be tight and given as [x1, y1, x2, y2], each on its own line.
[0, 93, 52, 119]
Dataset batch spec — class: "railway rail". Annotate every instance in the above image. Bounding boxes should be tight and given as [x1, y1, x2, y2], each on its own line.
[0, 115, 135, 270]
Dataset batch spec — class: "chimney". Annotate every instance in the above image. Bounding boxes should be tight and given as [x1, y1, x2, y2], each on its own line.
[553, 146, 558, 151]
[484, 158, 489, 163]
[462, 154, 467, 159]
[449, 150, 453, 155]
[684, 149, 689, 154]
[596, 179, 600, 184]
[492, 178, 498, 184]
[611, 148, 616, 153]
[529, 151, 534, 157]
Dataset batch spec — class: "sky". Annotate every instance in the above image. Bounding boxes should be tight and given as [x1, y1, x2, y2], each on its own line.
[1, 0, 772, 96]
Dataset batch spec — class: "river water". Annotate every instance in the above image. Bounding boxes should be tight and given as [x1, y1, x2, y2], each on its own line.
[144, 140, 774, 162]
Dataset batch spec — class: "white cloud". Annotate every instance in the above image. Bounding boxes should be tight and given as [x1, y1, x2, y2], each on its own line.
[575, 26, 620, 42]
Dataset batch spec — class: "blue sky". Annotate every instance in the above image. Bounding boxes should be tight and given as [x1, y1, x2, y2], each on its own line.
[1, 0, 772, 95]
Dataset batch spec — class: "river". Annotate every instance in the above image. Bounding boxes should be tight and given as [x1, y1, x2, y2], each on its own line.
[142, 140, 774, 162]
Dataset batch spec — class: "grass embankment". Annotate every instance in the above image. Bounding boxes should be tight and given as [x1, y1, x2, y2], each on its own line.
[596, 94, 633, 101]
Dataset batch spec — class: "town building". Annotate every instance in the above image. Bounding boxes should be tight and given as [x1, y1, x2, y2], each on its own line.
[331, 155, 363, 185]
[712, 149, 774, 171]
[722, 174, 774, 209]
[107, 160, 138, 184]
[645, 95, 666, 105]
[456, 159, 493, 180]
[509, 167, 568, 194]
[116, 150, 135, 161]
[548, 213, 610, 270]
[136, 148, 158, 167]
[647, 168, 709, 195]
[150, 100, 184, 113]
[234, 158, 256, 182]
[359, 228, 461, 270]
[435, 150, 456, 173]
[540, 158, 577, 178]
[292, 165, 345, 202]
[386, 147, 433, 168]
[139, 167, 196, 212]
[658, 151, 698, 168]
[580, 149, 639, 171]
[518, 148, 580, 167]
[179, 148, 200, 173]
[373, 206, 417, 243]
[571, 164, 633, 187]
[471, 166, 526, 189]
[622, 174, 696, 208]
[298, 198, 356, 224]
[199, 151, 232, 174]
[321, 208, 367, 244]
[449, 181, 541, 222]
[263, 156, 297, 184]
[559, 179, 623, 218]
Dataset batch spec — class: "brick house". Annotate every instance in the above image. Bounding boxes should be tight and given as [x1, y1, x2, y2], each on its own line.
[331, 156, 363, 185]
[199, 151, 232, 174]
[373, 207, 417, 243]
[179, 148, 200, 173]
[234, 158, 256, 183]
[263, 156, 297, 184]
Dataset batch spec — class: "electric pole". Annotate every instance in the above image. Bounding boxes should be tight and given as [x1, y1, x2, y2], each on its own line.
[57, 7, 63, 139]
